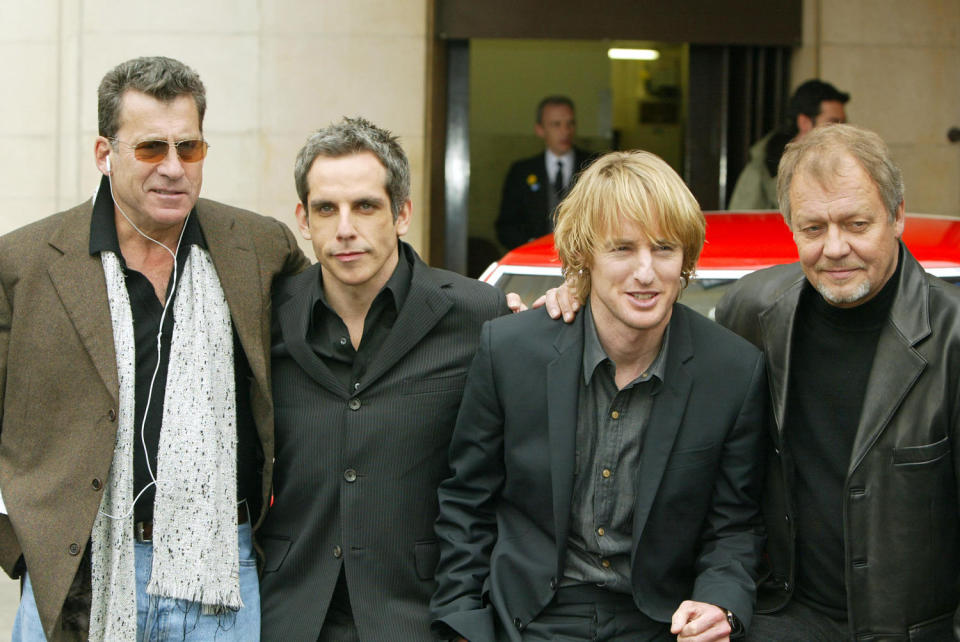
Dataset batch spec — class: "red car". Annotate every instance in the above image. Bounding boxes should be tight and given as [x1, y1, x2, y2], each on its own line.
[480, 211, 960, 319]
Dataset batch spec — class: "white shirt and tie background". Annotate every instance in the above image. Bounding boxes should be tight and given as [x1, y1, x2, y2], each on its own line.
[545, 149, 575, 219]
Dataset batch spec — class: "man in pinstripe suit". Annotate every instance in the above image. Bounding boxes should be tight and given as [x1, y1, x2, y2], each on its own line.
[258, 117, 511, 641]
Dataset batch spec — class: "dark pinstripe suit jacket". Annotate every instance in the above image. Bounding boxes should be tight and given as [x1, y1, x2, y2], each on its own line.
[259, 242, 510, 641]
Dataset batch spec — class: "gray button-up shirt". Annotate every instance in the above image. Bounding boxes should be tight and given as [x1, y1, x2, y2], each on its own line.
[561, 303, 669, 593]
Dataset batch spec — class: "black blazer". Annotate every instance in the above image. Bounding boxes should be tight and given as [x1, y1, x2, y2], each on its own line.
[495, 148, 594, 250]
[259, 243, 510, 641]
[431, 305, 768, 641]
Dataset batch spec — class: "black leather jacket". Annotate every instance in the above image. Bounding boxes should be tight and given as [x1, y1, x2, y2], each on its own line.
[717, 245, 960, 641]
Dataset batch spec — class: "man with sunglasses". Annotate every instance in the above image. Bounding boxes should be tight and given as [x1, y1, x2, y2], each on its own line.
[0, 56, 308, 640]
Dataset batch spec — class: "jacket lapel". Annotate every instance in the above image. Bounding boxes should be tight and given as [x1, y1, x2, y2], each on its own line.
[546, 313, 584, 571]
[632, 305, 693, 541]
[199, 203, 269, 395]
[47, 210, 118, 403]
[358, 250, 451, 391]
[758, 277, 804, 443]
[848, 247, 929, 474]
[274, 266, 345, 395]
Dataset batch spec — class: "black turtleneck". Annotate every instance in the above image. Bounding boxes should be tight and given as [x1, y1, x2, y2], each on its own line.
[787, 249, 902, 619]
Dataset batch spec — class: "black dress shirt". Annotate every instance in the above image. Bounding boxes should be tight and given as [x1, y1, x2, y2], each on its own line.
[305, 245, 412, 392]
[563, 303, 668, 592]
[88, 176, 260, 523]
[302, 244, 413, 631]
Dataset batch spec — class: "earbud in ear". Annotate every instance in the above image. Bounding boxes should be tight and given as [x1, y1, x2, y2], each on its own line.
[106, 155, 112, 173]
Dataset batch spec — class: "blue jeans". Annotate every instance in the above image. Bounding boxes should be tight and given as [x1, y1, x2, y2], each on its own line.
[13, 522, 260, 641]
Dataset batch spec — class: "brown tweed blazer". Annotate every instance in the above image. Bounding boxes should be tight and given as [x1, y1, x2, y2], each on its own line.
[0, 197, 308, 639]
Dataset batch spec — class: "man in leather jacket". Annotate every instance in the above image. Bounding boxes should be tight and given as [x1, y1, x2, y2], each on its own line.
[716, 124, 960, 641]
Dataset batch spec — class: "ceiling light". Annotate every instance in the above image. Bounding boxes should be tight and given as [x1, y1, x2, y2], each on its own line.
[607, 48, 660, 61]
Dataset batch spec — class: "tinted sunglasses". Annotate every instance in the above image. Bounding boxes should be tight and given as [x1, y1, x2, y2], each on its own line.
[111, 138, 209, 163]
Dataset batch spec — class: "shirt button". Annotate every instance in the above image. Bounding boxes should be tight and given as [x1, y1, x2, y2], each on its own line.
[339, 337, 347, 346]
[597, 527, 605, 536]
[610, 410, 620, 419]
[344, 469, 358, 482]
[348, 398, 361, 411]
[91, 478, 103, 491]
[68, 543, 80, 556]
[602, 468, 612, 479]
[108, 409, 117, 422]
[514, 617, 524, 630]
[549, 577, 557, 590]
[333, 545, 343, 558]
[354, 382, 360, 391]
[601, 559, 611, 568]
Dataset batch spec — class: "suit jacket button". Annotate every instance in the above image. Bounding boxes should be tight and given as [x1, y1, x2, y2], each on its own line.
[68, 543, 80, 556]
[549, 577, 557, 590]
[108, 409, 117, 421]
[348, 398, 361, 411]
[514, 617, 523, 630]
[91, 478, 102, 491]
[344, 469, 358, 483]
[333, 545, 343, 559]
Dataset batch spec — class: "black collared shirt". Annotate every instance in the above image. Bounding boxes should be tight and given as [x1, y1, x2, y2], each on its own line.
[562, 302, 669, 593]
[88, 175, 260, 523]
[305, 243, 412, 392]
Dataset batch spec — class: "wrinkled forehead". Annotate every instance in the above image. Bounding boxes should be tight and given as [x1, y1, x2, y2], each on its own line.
[792, 148, 871, 193]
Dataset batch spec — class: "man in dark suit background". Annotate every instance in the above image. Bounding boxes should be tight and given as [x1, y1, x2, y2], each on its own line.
[495, 95, 594, 249]
[433, 150, 767, 641]
[259, 117, 510, 641]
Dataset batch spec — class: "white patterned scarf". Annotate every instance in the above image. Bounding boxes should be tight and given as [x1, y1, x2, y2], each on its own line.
[89, 245, 241, 641]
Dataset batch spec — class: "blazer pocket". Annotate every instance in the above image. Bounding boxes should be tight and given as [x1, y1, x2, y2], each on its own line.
[260, 536, 291, 573]
[401, 373, 467, 396]
[893, 437, 950, 467]
[665, 444, 717, 471]
[414, 539, 440, 580]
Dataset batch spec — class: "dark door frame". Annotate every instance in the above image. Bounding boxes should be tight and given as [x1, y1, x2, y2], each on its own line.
[429, 0, 799, 271]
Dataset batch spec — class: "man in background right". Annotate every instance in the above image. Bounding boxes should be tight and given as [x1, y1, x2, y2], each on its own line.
[717, 123, 960, 640]
[727, 79, 848, 210]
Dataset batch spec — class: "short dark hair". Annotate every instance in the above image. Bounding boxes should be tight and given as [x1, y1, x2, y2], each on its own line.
[294, 117, 410, 220]
[536, 95, 575, 124]
[787, 79, 849, 133]
[98, 56, 206, 139]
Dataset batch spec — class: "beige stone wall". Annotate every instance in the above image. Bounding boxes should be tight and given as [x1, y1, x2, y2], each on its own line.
[792, 0, 960, 216]
[0, 0, 431, 257]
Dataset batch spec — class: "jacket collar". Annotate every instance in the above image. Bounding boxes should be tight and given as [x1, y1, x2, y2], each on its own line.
[274, 242, 453, 397]
[45, 197, 265, 405]
[757, 243, 931, 471]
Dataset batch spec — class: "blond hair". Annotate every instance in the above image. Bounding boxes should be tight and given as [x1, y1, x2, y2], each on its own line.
[553, 151, 705, 301]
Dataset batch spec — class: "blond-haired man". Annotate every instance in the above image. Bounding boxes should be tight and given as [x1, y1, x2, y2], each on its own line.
[432, 151, 767, 641]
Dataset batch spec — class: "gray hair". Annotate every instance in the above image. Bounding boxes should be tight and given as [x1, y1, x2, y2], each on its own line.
[294, 117, 410, 220]
[98, 56, 206, 139]
[777, 124, 904, 226]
